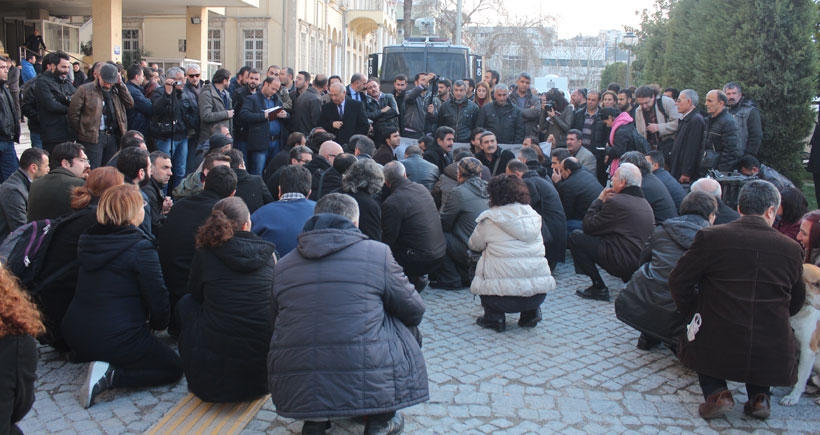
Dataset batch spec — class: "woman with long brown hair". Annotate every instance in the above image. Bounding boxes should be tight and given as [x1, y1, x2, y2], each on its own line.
[62, 184, 182, 409]
[0, 263, 45, 434]
[177, 197, 276, 402]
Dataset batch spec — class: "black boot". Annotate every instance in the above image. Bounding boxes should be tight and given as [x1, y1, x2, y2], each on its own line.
[476, 316, 506, 332]
[575, 283, 610, 301]
[364, 412, 404, 435]
[636, 333, 660, 350]
[518, 308, 542, 327]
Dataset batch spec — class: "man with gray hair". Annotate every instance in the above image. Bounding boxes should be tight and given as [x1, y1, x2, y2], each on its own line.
[476, 83, 525, 144]
[568, 162, 655, 301]
[382, 161, 447, 291]
[669, 180, 804, 420]
[690, 177, 739, 224]
[268, 192, 428, 434]
[319, 82, 370, 148]
[670, 89, 705, 183]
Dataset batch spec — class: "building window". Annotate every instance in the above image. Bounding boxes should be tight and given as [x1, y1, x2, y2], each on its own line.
[122, 29, 139, 56]
[208, 29, 222, 64]
[243, 29, 264, 69]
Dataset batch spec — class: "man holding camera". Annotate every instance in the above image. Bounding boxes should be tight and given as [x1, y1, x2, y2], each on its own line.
[151, 67, 195, 189]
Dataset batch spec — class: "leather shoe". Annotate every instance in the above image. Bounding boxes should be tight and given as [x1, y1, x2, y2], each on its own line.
[476, 316, 505, 332]
[518, 308, 542, 327]
[576, 285, 610, 302]
[743, 393, 771, 420]
[698, 389, 734, 419]
[637, 333, 660, 350]
[364, 412, 404, 435]
[412, 276, 428, 292]
[429, 280, 462, 290]
[301, 421, 329, 435]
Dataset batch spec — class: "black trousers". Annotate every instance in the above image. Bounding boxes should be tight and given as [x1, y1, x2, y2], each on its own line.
[82, 133, 119, 169]
[697, 372, 770, 401]
[568, 231, 604, 284]
[480, 294, 546, 321]
[110, 336, 183, 389]
[432, 233, 469, 285]
[393, 250, 442, 281]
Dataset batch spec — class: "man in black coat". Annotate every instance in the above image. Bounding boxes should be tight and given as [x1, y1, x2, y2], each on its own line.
[569, 163, 655, 302]
[142, 151, 173, 238]
[225, 149, 274, 213]
[475, 131, 516, 176]
[35, 52, 76, 152]
[304, 141, 344, 201]
[291, 75, 326, 135]
[475, 84, 525, 145]
[158, 166, 237, 333]
[382, 161, 446, 291]
[238, 76, 290, 176]
[703, 90, 741, 173]
[423, 126, 455, 174]
[555, 158, 603, 232]
[646, 151, 686, 211]
[507, 159, 567, 271]
[621, 152, 678, 224]
[691, 177, 739, 225]
[670, 89, 705, 183]
[318, 83, 369, 149]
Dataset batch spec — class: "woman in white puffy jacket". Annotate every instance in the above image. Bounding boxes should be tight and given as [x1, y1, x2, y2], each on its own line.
[469, 174, 556, 332]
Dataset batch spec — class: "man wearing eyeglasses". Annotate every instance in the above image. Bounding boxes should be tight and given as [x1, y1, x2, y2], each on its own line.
[183, 64, 203, 149]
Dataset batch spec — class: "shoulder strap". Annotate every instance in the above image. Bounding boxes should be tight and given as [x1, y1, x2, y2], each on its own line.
[656, 96, 669, 120]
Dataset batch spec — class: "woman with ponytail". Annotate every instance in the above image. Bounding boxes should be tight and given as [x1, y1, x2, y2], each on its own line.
[177, 196, 277, 402]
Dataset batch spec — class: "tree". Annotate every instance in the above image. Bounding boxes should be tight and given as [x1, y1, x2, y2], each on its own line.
[402, 0, 413, 40]
[600, 62, 627, 89]
[634, 0, 818, 184]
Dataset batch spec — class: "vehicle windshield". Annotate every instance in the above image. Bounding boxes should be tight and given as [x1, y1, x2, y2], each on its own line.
[381, 49, 467, 82]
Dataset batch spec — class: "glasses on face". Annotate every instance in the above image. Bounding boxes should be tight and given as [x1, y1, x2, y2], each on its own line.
[75, 157, 90, 164]
[188, 74, 200, 78]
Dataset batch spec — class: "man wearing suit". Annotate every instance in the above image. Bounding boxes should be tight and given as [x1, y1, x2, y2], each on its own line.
[239, 76, 290, 175]
[319, 83, 370, 149]
[346, 73, 367, 104]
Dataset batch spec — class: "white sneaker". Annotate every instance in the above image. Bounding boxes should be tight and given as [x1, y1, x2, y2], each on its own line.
[78, 361, 111, 409]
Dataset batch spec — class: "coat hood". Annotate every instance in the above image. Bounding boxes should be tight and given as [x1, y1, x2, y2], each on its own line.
[462, 177, 489, 199]
[296, 213, 367, 259]
[477, 203, 541, 241]
[209, 231, 276, 272]
[78, 225, 146, 271]
[659, 214, 710, 250]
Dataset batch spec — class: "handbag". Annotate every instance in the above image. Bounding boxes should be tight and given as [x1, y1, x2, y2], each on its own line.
[699, 142, 720, 171]
[153, 120, 176, 136]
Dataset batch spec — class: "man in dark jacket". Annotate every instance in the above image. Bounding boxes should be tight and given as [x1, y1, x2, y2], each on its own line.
[152, 67, 195, 189]
[509, 73, 541, 138]
[620, 152, 678, 224]
[670, 89, 705, 183]
[433, 157, 489, 289]
[125, 64, 153, 137]
[724, 82, 763, 157]
[305, 140, 344, 201]
[28, 142, 90, 221]
[703, 90, 741, 173]
[291, 74, 326, 135]
[436, 80, 479, 142]
[691, 177, 739, 225]
[669, 180, 804, 420]
[239, 76, 290, 175]
[646, 151, 686, 211]
[571, 91, 608, 185]
[568, 163, 655, 302]
[0, 148, 49, 239]
[476, 84, 525, 145]
[142, 151, 173, 238]
[230, 68, 260, 157]
[0, 56, 22, 183]
[35, 51, 76, 153]
[224, 149, 274, 213]
[363, 77, 399, 145]
[382, 161, 447, 291]
[401, 73, 435, 138]
[319, 83, 370, 149]
[423, 126, 455, 174]
[555, 157, 603, 232]
[475, 132, 515, 176]
[268, 193, 428, 434]
[738, 155, 795, 192]
[507, 159, 567, 271]
[401, 145, 440, 192]
[251, 165, 315, 257]
[158, 166, 237, 333]
[198, 69, 234, 145]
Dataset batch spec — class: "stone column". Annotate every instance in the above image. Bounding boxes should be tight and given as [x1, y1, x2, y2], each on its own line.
[91, 0, 122, 63]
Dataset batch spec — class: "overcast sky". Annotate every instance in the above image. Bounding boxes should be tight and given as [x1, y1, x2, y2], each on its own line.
[498, 0, 657, 38]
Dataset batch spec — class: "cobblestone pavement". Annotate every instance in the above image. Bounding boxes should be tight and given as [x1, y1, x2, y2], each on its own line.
[18, 259, 820, 434]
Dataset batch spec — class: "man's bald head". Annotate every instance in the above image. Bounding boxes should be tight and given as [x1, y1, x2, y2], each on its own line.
[691, 177, 722, 198]
[329, 82, 346, 104]
[319, 141, 344, 164]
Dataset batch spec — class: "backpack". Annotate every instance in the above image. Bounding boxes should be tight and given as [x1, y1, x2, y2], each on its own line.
[0, 214, 83, 295]
[632, 129, 652, 154]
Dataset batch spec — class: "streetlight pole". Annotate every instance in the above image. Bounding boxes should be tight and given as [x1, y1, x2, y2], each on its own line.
[622, 32, 637, 88]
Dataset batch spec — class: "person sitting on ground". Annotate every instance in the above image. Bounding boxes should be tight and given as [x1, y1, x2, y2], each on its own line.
[555, 157, 603, 233]
[224, 148, 274, 214]
[432, 148, 491, 210]
[172, 151, 231, 200]
[469, 174, 555, 332]
[35, 167, 124, 352]
[268, 193, 428, 435]
[178, 197, 276, 402]
[690, 177, 739, 225]
[62, 184, 183, 409]
[645, 151, 686, 211]
[340, 158, 384, 241]
[401, 144, 440, 192]
[433, 157, 489, 289]
[568, 163, 655, 302]
[773, 187, 807, 242]
[738, 155, 795, 192]
[620, 151, 678, 224]
[0, 263, 45, 434]
[615, 191, 718, 351]
[797, 210, 820, 266]
[251, 165, 316, 257]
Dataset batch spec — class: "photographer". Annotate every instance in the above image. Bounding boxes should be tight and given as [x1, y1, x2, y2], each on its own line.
[151, 67, 194, 189]
[402, 72, 435, 138]
[538, 88, 574, 148]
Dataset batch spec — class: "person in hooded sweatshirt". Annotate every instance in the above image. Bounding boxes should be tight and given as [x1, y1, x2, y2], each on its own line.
[177, 196, 277, 402]
[62, 184, 182, 409]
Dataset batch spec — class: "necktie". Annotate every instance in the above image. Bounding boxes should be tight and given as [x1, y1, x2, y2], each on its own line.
[338, 104, 344, 117]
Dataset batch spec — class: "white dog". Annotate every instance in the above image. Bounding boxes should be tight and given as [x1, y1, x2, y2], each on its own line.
[779, 263, 820, 406]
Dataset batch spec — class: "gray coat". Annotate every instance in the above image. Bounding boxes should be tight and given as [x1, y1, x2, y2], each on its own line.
[198, 84, 233, 141]
[0, 169, 30, 240]
[440, 177, 489, 252]
[268, 213, 428, 419]
[401, 155, 440, 192]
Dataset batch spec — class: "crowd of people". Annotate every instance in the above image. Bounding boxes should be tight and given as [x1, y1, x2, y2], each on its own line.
[0, 50, 818, 433]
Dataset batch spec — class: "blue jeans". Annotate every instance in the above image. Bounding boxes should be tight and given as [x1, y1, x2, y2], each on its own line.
[233, 139, 248, 158]
[247, 141, 279, 176]
[30, 132, 43, 149]
[156, 137, 188, 189]
[566, 219, 583, 233]
[0, 140, 20, 183]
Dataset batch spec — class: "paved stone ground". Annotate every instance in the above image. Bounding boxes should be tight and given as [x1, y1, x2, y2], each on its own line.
[17, 259, 820, 434]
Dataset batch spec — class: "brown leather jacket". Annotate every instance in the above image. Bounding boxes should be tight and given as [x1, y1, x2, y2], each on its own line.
[68, 80, 133, 143]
